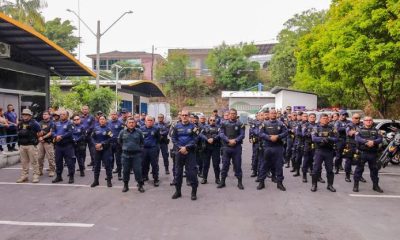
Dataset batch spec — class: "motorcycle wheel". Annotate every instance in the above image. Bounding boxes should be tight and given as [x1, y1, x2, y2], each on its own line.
[390, 153, 400, 165]
[378, 149, 390, 169]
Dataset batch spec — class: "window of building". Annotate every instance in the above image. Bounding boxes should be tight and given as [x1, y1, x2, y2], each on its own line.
[0, 69, 46, 92]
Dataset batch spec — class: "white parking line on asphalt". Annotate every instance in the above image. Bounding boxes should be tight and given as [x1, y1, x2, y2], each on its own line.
[0, 182, 124, 189]
[1, 167, 96, 171]
[349, 194, 400, 199]
[0, 220, 94, 228]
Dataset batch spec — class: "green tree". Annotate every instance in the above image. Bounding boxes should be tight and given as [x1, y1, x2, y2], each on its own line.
[0, 0, 47, 32]
[269, 9, 326, 88]
[206, 42, 260, 90]
[156, 52, 206, 108]
[111, 60, 144, 80]
[294, 0, 400, 117]
[88, 87, 116, 116]
[44, 18, 80, 53]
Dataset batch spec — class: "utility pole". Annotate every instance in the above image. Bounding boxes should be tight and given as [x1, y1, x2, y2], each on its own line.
[96, 20, 100, 88]
[151, 45, 154, 81]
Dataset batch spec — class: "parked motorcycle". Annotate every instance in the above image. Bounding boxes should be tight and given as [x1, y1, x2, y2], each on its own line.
[378, 126, 400, 168]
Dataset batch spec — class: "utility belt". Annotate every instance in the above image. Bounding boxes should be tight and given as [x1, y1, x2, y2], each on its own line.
[74, 140, 87, 151]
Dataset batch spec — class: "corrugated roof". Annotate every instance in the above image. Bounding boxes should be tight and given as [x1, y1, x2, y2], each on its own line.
[270, 86, 317, 95]
[0, 12, 95, 77]
[86, 50, 164, 60]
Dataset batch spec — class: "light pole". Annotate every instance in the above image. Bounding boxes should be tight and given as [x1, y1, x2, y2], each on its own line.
[112, 64, 144, 111]
[66, 9, 133, 88]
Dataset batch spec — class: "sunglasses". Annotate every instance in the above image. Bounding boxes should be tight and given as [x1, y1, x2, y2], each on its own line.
[364, 119, 373, 121]
[209, 120, 215, 122]
[354, 117, 360, 119]
[73, 119, 80, 121]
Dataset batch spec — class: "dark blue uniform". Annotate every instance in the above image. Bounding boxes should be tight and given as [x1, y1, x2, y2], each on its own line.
[108, 119, 124, 176]
[171, 122, 199, 188]
[80, 114, 95, 165]
[334, 119, 350, 173]
[311, 124, 338, 191]
[91, 125, 113, 181]
[156, 121, 170, 172]
[141, 125, 160, 182]
[199, 124, 221, 183]
[53, 119, 75, 178]
[302, 122, 316, 180]
[118, 127, 144, 185]
[259, 120, 288, 183]
[293, 120, 307, 176]
[219, 119, 245, 188]
[354, 126, 382, 188]
[72, 123, 87, 174]
[344, 122, 363, 181]
[286, 120, 297, 168]
[249, 120, 262, 176]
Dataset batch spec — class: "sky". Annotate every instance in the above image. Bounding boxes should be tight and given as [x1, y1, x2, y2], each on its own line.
[41, 0, 332, 67]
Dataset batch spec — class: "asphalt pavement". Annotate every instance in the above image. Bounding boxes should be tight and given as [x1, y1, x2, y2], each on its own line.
[1, 135, 400, 240]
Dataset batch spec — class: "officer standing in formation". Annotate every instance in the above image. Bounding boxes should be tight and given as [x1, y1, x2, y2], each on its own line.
[198, 115, 221, 184]
[37, 111, 55, 178]
[72, 115, 86, 177]
[16, 109, 41, 183]
[141, 116, 161, 186]
[156, 114, 171, 175]
[218, 108, 245, 190]
[171, 110, 199, 200]
[354, 116, 383, 193]
[91, 116, 113, 188]
[257, 109, 288, 191]
[311, 113, 338, 192]
[249, 112, 263, 178]
[52, 110, 75, 184]
[80, 106, 95, 167]
[334, 111, 351, 174]
[108, 111, 124, 180]
[343, 113, 363, 183]
[118, 117, 145, 193]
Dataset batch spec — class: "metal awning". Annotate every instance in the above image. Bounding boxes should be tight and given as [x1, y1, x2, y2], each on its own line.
[0, 12, 95, 77]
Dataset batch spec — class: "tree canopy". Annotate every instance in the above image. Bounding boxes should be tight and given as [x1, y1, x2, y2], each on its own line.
[294, 0, 400, 117]
[206, 42, 260, 91]
[44, 18, 80, 53]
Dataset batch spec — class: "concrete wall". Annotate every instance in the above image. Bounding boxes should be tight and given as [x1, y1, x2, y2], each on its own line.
[229, 97, 274, 115]
[0, 151, 20, 168]
[275, 90, 317, 110]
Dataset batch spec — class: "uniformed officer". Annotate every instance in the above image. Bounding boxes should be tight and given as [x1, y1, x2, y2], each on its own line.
[80, 106, 95, 167]
[141, 116, 161, 186]
[37, 111, 55, 177]
[169, 112, 182, 186]
[90, 116, 113, 188]
[119, 118, 145, 193]
[293, 113, 308, 177]
[52, 110, 75, 184]
[212, 109, 222, 126]
[311, 113, 338, 192]
[249, 113, 263, 178]
[301, 113, 317, 183]
[353, 116, 383, 193]
[16, 109, 41, 183]
[118, 108, 128, 125]
[199, 116, 221, 184]
[72, 115, 86, 177]
[139, 112, 146, 127]
[343, 113, 362, 183]
[156, 114, 171, 175]
[285, 112, 297, 169]
[334, 110, 351, 174]
[218, 108, 245, 190]
[108, 111, 124, 180]
[257, 109, 288, 191]
[171, 110, 199, 200]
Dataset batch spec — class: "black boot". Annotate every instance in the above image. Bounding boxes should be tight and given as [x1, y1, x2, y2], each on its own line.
[191, 187, 197, 200]
[215, 178, 220, 185]
[91, 177, 99, 188]
[311, 175, 318, 192]
[113, 168, 118, 174]
[154, 179, 160, 187]
[52, 175, 63, 183]
[302, 172, 308, 183]
[353, 180, 359, 192]
[172, 185, 182, 199]
[138, 182, 145, 193]
[250, 170, 257, 177]
[217, 177, 226, 188]
[170, 179, 176, 186]
[373, 183, 383, 193]
[327, 174, 336, 192]
[237, 177, 244, 190]
[293, 168, 300, 177]
[122, 182, 129, 192]
[257, 181, 265, 190]
[277, 181, 286, 191]
[68, 175, 74, 184]
[345, 173, 351, 182]
[165, 167, 170, 175]
[118, 170, 122, 181]
[107, 179, 112, 188]
[271, 176, 277, 183]
[334, 168, 340, 174]
[201, 178, 207, 184]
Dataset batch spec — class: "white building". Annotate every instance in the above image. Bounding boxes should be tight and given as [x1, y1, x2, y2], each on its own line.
[271, 87, 317, 111]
